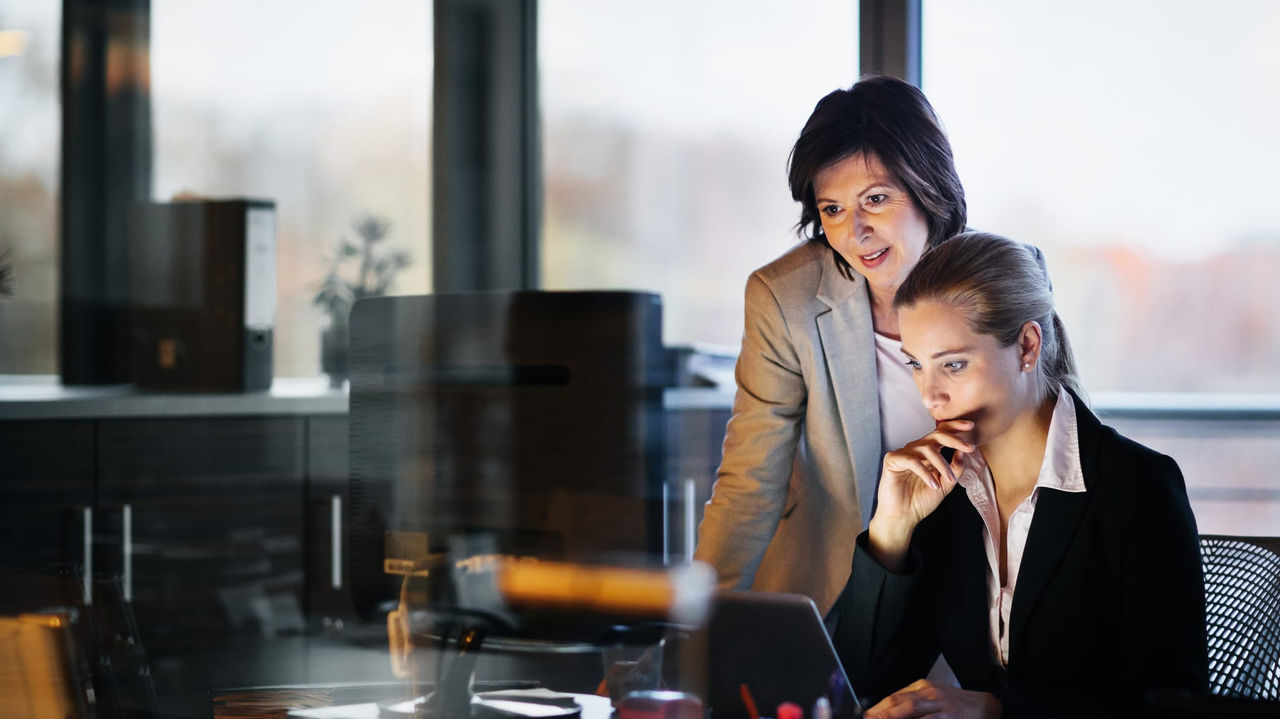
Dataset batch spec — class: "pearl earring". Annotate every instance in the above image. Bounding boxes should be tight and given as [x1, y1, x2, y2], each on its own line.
[1023, 363, 1031, 370]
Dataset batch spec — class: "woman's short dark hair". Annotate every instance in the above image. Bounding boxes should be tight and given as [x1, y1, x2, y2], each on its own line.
[787, 75, 967, 280]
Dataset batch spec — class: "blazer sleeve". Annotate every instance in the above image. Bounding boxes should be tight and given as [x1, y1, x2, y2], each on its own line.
[831, 531, 942, 703]
[1119, 452, 1208, 693]
[694, 271, 807, 589]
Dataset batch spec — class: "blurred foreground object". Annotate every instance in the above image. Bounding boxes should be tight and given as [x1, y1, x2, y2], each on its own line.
[349, 292, 669, 625]
[497, 559, 715, 627]
[0, 612, 88, 719]
[617, 690, 702, 719]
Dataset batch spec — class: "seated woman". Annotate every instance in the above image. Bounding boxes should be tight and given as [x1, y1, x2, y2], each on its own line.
[831, 232, 1207, 718]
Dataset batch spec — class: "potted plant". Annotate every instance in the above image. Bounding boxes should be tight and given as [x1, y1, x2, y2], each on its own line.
[312, 215, 411, 388]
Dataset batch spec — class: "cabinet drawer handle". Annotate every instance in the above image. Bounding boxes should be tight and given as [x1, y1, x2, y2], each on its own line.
[684, 478, 697, 564]
[122, 503, 133, 602]
[82, 507, 93, 606]
[331, 495, 343, 589]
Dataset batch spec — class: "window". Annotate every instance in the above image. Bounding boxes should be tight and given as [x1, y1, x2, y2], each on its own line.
[540, 0, 859, 349]
[0, 2, 60, 374]
[923, 0, 1280, 534]
[922, 0, 1280, 394]
[151, 0, 433, 377]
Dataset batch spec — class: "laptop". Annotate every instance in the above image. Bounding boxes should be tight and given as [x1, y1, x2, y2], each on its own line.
[705, 591, 862, 719]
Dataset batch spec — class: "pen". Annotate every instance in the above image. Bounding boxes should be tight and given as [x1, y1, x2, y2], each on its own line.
[739, 683, 760, 719]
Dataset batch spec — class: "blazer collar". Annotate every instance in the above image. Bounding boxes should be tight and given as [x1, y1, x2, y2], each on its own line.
[815, 245, 863, 309]
[813, 247, 881, 526]
[1009, 388, 1100, 657]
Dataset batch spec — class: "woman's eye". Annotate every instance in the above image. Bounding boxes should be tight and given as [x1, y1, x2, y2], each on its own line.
[905, 359, 922, 371]
[945, 361, 967, 373]
[865, 194, 887, 206]
[820, 205, 842, 217]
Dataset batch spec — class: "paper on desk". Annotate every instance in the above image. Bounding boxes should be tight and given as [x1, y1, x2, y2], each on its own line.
[287, 703, 380, 719]
[286, 690, 612, 719]
[481, 689, 613, 719]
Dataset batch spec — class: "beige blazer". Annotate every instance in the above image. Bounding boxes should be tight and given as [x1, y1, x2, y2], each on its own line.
[695, 240, 884, 616]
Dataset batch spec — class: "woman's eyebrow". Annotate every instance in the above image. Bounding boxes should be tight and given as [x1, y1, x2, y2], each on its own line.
[815, 181, 896, 205]
[901, 346, 973, 360]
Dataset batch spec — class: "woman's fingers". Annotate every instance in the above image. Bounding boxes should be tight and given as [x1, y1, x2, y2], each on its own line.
[892, 455, 941, 492]
[865, 687, 943, 719]
[924, 424, 975, 483]
[917, 443, 957, 485]
[929, 425, 975, 455]
[883, 420, 981, 496]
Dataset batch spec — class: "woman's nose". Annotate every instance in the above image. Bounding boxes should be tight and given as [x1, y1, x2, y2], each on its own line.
[853, 208, 872, 240]
[920, 376, 947, 410]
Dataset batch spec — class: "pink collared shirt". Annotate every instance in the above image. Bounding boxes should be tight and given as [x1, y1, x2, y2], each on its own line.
[952, 390, 1086, 667]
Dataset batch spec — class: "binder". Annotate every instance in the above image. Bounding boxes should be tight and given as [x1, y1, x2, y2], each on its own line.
[130, 198, 276, 392]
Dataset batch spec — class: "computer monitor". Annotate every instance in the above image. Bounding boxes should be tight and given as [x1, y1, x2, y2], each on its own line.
[346, 292, 669, 632]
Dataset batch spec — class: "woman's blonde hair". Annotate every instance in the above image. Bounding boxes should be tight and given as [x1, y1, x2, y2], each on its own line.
[893, 231, 1083, 402]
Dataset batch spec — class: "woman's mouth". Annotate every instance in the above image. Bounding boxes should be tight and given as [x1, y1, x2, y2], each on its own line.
[859, 247, 889, 268]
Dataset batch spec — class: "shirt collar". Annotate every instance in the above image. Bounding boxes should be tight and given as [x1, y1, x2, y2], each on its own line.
[1039, 389, 1086, 493]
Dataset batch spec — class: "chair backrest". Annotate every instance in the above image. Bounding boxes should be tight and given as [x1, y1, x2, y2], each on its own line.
[1200, 535, 1280, 700]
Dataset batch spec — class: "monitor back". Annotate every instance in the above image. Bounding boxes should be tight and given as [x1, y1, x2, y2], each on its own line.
[347, 292, 668, 623]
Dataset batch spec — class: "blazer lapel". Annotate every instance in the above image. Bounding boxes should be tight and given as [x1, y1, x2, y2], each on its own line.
[943, 489, 1001, 678]
[1008, 489, 1089, 656]
[1008, 390, 1099, 657]
[814, 255, 881, 527]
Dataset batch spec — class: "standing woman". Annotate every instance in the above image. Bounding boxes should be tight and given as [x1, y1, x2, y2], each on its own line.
[694, 75, 967, 615]
[834, 232, 1207, 717]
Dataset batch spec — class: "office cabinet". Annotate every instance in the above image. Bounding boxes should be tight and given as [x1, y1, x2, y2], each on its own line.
[0, 421, 95, 582]
[0, 392, 732, 715]
[665, 406, 733, 560]
[306, 414, 355, 627]
[95, 416, 308, 716]
[303, 414, 398, 685]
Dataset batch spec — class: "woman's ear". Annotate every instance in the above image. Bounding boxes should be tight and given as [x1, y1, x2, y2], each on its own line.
[1019, 320, 1043, 371]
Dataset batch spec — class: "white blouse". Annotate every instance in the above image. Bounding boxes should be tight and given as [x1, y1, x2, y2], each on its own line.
[873, 331, 935, 459]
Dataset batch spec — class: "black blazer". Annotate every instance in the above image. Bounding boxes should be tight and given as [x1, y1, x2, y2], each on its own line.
[831, 391, 1208, 717]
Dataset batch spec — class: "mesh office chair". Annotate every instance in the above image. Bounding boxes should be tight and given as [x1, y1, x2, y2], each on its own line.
[1200, 535, 1280, 700]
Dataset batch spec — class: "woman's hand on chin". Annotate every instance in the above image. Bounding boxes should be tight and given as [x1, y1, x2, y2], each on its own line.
[867, 420, 974, 570]
[864, 679, 1002, 719]
[874, 419, 974, 526]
